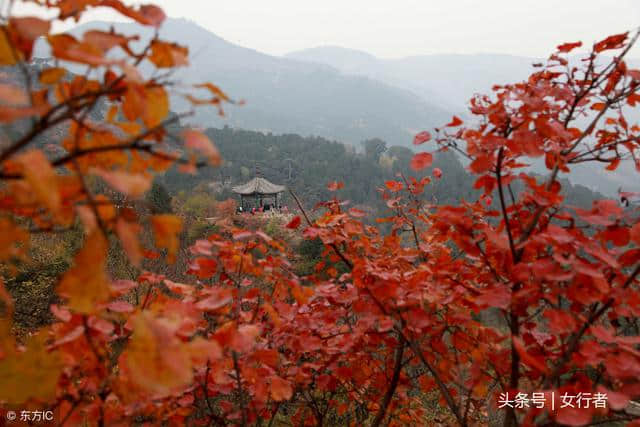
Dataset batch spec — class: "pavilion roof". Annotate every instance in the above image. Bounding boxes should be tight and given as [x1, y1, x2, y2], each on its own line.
[231, 177, 285, 196]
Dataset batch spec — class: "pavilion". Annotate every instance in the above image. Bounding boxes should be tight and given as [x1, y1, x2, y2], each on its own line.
[232, 177, 285, 211]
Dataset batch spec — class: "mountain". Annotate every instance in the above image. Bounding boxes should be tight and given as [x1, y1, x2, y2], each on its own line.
[46, 18, 452, 148]
[286, 46, 539, 112]
[33, 20, 638, 195]
[287, 46, 640, 196]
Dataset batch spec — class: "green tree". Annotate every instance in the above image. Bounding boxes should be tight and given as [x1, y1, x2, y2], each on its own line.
[146, 181, 173, 214]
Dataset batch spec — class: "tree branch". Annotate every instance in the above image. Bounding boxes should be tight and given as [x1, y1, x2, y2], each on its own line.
[371, 337, 405, 427]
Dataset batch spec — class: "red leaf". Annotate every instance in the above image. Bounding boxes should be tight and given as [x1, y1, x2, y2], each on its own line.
[378, 317, 394, 332]
[513, 337, 549, 374]
[557, 41, 582, 53]
[410, 152, 433, 171]
[106, 301, 135, 313]
[475, 285, 510, 309]
[50, 304, 72, 322]
[286, 216, 302, 229]
[327, 181, 344, 191]
[188, 257, 218, 279]
[544, 309, 576, 334]
[594, 32, 628, 53]
[229, 324, 260, 353]
[413, 131, 431, 145]
[555, 405, 593, 426]
[606, 158, 620, 171]
[163, 279, 194, 296]
[270, 376, 293, 401]
[474, 175, 496, 194]
[87, 316, 114, 335]
[195, 288, 233, 312]
[385, 180, 404, 192]
[110, 279, 138, 295]
[232, 231, 253, 240]
[445, 115, 463, 127]
[631, 222, 640, 246]
[600, 225, 630, 247]
[469, 155, 493, 173]
[597, 387, 629, 410]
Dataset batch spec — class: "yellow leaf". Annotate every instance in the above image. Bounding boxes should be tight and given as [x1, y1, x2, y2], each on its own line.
[92, 168, 151, 198]
[196, 83, 230, 102]
[148, 40, 188, 68]
[0, 26, 16, 65]
[183, 130, 221, 166]
[9, 17, 50, 59]
[151, 214, 182, 263]
[261, 302, 281, 327]
[39, 67, 66, 85]
[116, 217, 142, 267]
[116, 121, 142, 135]
[48, 33, 111, 66]
[83, 30, 134, 54]
[121, 312, 192, 398]
[122, 85, 145, 121]
[143, 86, 168, 128]
[15, 150, 60, 216]
[0, 218, 29, 263]
[94, 194, 117, 222]
[106, 105, 118, 122]
[0, 333, 62, 404]
[0, 104, 46, 123]
[58, 231, 111, 314]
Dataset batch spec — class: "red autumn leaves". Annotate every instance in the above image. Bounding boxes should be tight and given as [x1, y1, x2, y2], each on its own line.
[411, 116, 463, 172]
[1, 0, 640, 424]
[410, 152, 433, 171]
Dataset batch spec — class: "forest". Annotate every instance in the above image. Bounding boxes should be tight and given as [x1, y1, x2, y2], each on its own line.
[0, 2, 640, 427]
[162, 126, 602, 214]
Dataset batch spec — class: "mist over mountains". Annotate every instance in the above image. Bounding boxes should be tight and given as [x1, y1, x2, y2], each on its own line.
[32, 18, 639, 195]
[287, 47, 538, 112]
[39, 18, 451, 148]
[287, 46, 640, 196]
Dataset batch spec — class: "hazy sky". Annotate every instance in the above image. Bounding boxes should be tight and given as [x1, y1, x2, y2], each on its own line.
[13, 0, 640, 59]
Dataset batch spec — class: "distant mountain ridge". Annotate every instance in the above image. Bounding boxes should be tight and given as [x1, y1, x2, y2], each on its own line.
[31, 20, 640, 195]
[42, 18, 452, 148]
[286, 46, 540, 112]
[286, 46, 640, 196]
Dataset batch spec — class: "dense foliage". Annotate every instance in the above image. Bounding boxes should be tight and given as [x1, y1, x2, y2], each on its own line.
[0, 2, 639, 427]
[161, 126, 601, 216]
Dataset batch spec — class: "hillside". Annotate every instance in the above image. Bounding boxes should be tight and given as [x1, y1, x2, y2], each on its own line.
[159, 126, 602, 215]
